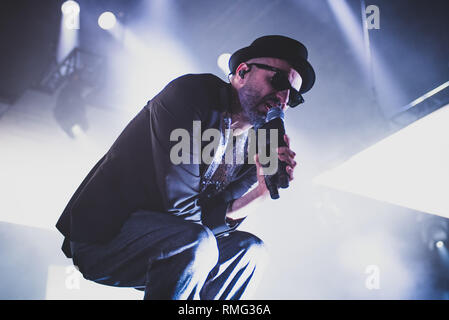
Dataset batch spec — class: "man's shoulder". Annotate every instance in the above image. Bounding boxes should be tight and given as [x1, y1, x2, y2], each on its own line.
[151, 73, 231, 114]
[173, 72, 226, 83]
[168, 73, 228, 92]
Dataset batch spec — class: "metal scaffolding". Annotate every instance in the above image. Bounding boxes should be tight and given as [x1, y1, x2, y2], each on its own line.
[35, 47, 104, 95]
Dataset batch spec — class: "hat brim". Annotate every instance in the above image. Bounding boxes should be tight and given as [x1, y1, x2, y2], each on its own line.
[229, 46, 316, 94]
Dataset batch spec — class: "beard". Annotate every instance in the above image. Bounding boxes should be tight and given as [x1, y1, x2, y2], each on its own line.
[237, 83, 267, 127]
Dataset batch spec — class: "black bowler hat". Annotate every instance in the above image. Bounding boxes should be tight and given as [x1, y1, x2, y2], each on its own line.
[229, 35, 316, 94]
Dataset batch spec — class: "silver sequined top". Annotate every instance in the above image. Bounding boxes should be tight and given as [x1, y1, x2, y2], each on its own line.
[200, 112, 249, 198]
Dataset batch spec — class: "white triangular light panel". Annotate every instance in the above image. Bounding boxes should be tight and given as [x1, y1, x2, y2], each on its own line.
[314, 104, 449, 218]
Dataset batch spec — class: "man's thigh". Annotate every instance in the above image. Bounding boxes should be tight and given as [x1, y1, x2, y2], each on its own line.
[70, 210, 211, 288]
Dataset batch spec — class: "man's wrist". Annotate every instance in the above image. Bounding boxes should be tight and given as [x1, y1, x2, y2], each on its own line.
[255, 183, 269, 199]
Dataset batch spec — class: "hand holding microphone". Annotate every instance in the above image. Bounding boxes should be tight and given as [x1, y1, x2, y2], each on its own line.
[255, 107, 297, 200]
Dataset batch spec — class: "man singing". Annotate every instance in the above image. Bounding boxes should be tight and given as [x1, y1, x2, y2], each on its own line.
[56, 35, 315, 299]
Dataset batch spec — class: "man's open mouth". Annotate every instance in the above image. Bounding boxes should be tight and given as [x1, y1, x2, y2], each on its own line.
[261, 99, 280, 114]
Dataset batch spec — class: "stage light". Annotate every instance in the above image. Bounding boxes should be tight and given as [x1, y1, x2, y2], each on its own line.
[398, 81, 449, 113]
[98, 12, 117, 30]
[326, 0, 406, 115]
[58, 1, 80, 61]
[61, 1, 80, 15]
[314, 104, 449, 219]
[217, 53, 231, 75]
[436, 241, 444, 249]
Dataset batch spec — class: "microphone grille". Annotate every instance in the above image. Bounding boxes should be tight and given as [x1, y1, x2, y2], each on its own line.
[266, 106, 284, 122]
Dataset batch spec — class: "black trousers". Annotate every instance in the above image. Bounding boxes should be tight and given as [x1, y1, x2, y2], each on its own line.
[70, 210, 268, 300]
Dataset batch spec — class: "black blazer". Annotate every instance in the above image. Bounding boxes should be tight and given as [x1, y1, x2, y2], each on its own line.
[56, 73, 257, 258]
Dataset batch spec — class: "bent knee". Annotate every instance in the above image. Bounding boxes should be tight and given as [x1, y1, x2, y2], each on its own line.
[188, 224, 219, 268]
[234, 231, 265, 248]
[236, 232, 269, 262]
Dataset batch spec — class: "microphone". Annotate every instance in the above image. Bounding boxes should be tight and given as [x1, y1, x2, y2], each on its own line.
[257, 107, 290, 200]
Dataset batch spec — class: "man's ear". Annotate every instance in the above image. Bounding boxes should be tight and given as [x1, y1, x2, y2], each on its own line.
[236, 63, 250, 81]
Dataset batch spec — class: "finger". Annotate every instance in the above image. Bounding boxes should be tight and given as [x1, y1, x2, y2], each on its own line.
[278, 153, 292, 164]
[286, 165, 294, 181]
[278, 154, 297, 167]
[279, 149, 296, 158]
[278, 147, 296, 159]
[291, 159, 297, 168]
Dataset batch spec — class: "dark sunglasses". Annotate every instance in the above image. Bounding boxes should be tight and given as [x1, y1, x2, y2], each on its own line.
[246, 63, 304, 107]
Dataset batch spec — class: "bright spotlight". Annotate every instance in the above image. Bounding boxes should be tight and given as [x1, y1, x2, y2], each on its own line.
[436, 241, 445, 249]
[98, 12, 117, 30]
[217, 53, 231, 75]
[61, 1, 80, 15]
[314, 104, 449, 219]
